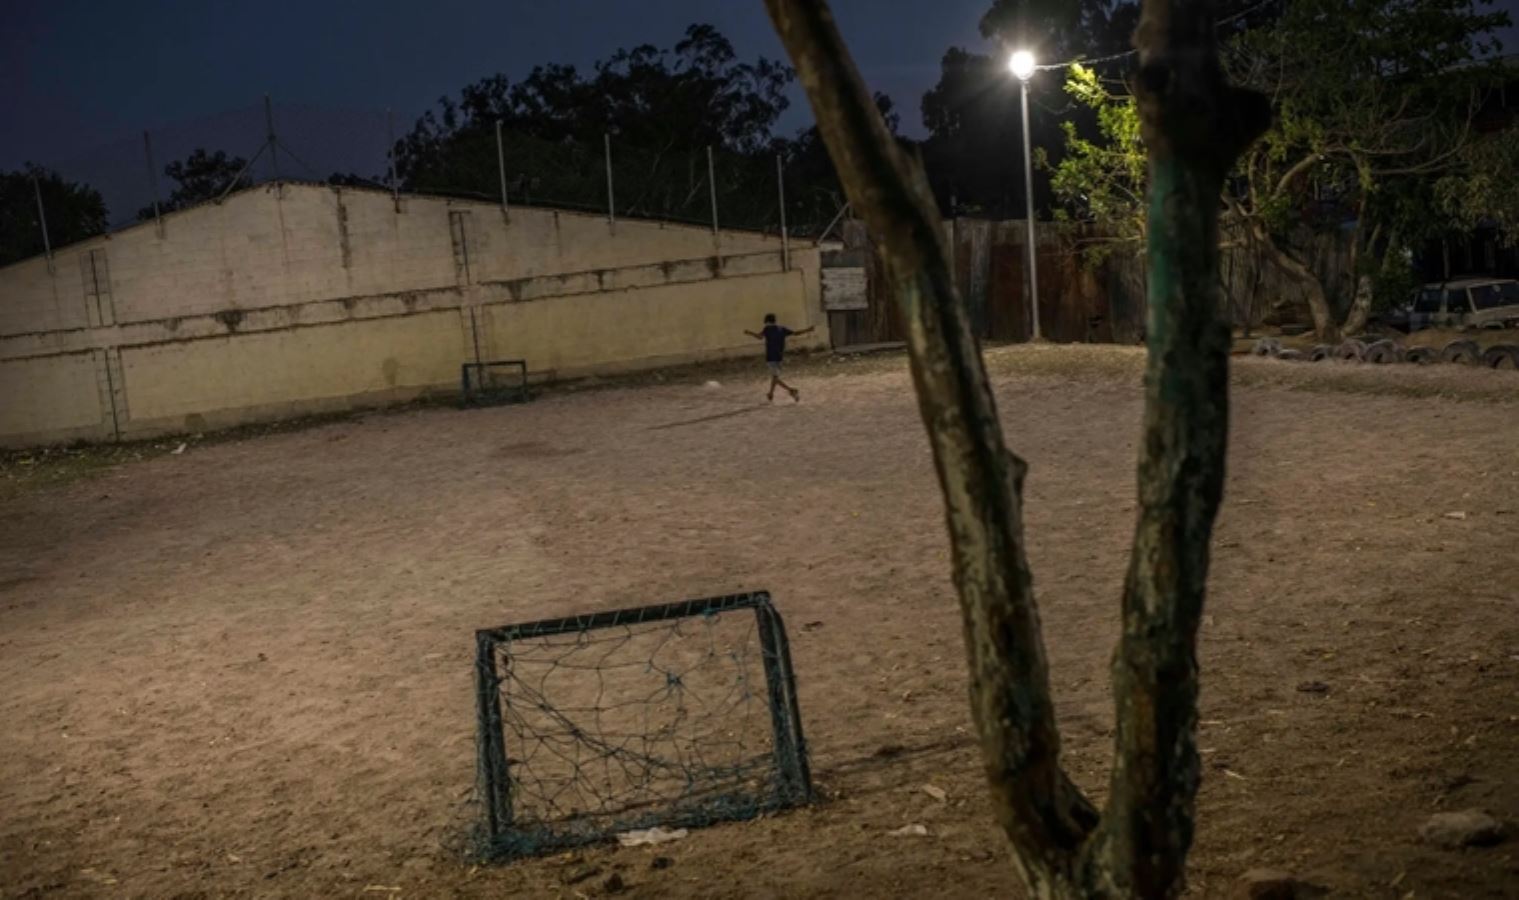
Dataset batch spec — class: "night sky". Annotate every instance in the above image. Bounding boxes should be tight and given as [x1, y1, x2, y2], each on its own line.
[5, 0, 1516, 227]
[2, 0, 990, 224]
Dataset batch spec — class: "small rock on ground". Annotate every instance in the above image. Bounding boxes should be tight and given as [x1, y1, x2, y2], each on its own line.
[564, 866, 600, 886]
[1419, 809, 1506, 849]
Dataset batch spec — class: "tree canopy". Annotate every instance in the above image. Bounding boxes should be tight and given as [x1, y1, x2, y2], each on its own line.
[6, 4, 1511, 285]
[0, 166, 107, 268]
[979, 0, 1140, 61]
[918, 0, 1282, 219]
[393, 24, 809, 230]
[137, 148, 252, 221]
[1046, 0, 1515, 338]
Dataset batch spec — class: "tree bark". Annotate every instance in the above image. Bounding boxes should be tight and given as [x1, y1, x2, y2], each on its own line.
[1087, 5, 1268, 893]
[764, 0, 1265, 896]
[761, 4, 1095, 893]
[1342, 274, 1374, 336]
[1340, 222, 1383, 337]
[1228, 201, 1339, 341]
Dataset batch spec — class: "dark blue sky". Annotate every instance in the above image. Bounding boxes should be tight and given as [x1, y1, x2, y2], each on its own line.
[2, 1, 990, 165]
[5, 0, 1515, 227]
[8, 0, 1519, 160]
[1, 0, 999, 226]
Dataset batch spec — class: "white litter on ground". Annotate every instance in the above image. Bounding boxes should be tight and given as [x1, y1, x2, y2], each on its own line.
[616, 826, 689, 847]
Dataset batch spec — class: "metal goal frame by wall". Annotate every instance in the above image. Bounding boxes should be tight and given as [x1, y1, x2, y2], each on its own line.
[472, 590, 812, 860]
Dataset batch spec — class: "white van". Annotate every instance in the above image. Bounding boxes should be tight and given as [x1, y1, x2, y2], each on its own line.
[1406, 278, 1519, 331]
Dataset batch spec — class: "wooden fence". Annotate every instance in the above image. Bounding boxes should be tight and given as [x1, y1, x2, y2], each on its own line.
[823, 217, 1354, 347]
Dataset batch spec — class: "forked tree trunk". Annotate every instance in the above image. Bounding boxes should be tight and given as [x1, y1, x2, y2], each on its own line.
[1230, 204, 1340, 341]
[1276, 244, 1339, 341]
[763, 1, 1267, 896]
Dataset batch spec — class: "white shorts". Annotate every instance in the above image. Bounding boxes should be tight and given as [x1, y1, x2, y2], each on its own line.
[766, 361, 783, 376]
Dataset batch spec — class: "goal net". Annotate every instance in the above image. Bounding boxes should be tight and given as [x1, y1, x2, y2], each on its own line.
[473, 591, 812, 859]
[460, 359, 530, 407]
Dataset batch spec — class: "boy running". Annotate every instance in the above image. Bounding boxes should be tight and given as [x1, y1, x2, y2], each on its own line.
[744, 314, 814, 403]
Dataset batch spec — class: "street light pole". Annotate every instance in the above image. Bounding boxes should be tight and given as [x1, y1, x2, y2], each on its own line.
[1010, 50, 1042, 342]
[1018, 77, 1041, 342]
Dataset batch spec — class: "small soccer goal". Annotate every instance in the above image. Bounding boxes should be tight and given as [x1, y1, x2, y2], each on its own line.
[472, 591, 812, 860]
[460, 359, 531, 407]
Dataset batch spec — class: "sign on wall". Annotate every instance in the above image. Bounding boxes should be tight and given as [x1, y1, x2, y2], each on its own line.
[821, 266, 868, 312]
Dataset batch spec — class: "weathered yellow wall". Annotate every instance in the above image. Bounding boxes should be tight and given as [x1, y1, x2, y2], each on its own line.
[122, 311, 466, 426]
[482, 269, 811, 376]
[0, 186, 792, 335]
[465, 205, 777, 284]
[0, 183, 827, 447]
[0, 352, 105, 444]
[0, 254, 91, 337]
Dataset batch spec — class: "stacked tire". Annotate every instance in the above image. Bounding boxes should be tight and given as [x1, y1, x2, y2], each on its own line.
[1259, 335, 1517, 371]
[1364, 340, 1404, 364]
[1334, 339, 1367, 362]
[1251, 337, 1282, 358]
[1481, 344, 1519, 369]
[1441, 340, 1481, 365]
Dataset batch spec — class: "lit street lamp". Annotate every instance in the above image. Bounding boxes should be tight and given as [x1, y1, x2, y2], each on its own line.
[1009, 50, 1041, 342]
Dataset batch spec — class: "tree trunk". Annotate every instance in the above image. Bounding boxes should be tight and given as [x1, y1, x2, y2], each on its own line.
[1340, 221, 1385, 337]
[1082, 4, 1269, 895]
[763, 0, 1265, 896]
[1230, 204, 1339, 341]
[1243, 239, 1266, 337]
[1342, 274, 1374, 336]
[759, 8, 1097, 894]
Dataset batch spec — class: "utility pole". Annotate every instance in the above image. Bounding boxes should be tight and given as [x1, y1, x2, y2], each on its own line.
[1018, 75, 1041, 341]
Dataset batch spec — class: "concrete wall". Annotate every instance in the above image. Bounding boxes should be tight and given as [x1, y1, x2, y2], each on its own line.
[0, 184, 826, 447]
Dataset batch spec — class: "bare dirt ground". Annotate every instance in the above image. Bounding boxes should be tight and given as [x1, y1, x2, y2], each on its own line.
[2, 346, 1517, 899]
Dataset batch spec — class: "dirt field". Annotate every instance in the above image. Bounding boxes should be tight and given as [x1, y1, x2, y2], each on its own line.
[2, 346, 1517, 899]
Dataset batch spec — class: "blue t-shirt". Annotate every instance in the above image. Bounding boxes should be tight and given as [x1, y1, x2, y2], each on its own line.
[762, 324, 793, 362]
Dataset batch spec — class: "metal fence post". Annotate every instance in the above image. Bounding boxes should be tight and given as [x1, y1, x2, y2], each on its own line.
[776, 153, 789, 271]
[387, 108, 400, 211]
[707, 145, 719, 236]
[143, 131, 163, 234]
[264, 94, 279, 182]
[604, 133, 616, 231]
[32, 174, 53, 270]
[496, 119, 509, 217]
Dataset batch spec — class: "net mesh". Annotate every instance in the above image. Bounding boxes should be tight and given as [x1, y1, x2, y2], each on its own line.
[474, 593, 809, 860]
